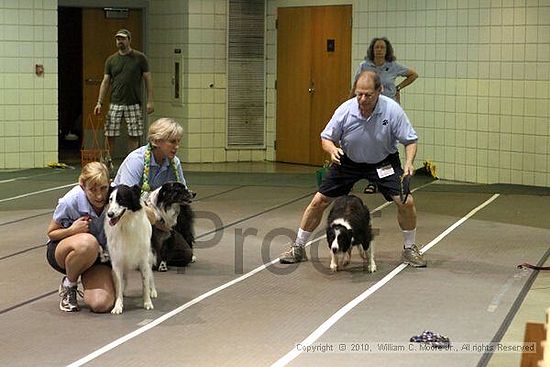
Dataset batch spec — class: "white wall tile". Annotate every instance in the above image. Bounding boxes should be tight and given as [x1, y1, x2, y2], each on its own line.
[0, 0, 549, 178]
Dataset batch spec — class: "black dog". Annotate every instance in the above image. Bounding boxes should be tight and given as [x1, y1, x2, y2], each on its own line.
[326, 195, 376, 272]
[146, 182, 195, 271]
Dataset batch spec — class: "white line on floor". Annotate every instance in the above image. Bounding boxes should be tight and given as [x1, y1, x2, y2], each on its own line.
[271, 193, 500, 367]
[65, 199, 395, 367]
[66, 256, 283, 367]
[0, 171, 63, 184]
[0, 183, 77, 203]
[486, 271, 528, 313]
[65, 180, 437, 367]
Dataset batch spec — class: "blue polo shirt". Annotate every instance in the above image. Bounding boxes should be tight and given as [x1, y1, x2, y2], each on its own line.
[113, 145, 187, 190]
[53, 185, 107, 248]
[320, 95, 418, 164]
[353, 60, 409, 100]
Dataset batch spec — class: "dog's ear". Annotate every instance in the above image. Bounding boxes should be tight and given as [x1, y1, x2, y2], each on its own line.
[326, 227, 335, 244]
[332, 227, 351, 248]
[108, 184, 116, 198]
[131, 184, 141, 196]
[129, 185, 143, 211]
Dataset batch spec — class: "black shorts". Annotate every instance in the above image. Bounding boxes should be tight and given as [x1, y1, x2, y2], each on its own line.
[319, 153, 406, 201]
[46, 240, 110, 275]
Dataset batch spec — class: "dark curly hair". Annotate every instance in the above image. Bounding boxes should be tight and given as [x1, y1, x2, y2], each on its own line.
[366, 37, 396, 62]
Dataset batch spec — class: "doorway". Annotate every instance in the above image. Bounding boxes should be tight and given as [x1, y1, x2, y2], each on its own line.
[276, 5, 352, 166]
[57, 6, 143, 165]
[58, 7, 83, 164]
[82, 8, 143, 162]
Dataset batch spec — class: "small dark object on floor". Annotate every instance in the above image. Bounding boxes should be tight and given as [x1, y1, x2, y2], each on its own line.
[410, 330, 451, 349]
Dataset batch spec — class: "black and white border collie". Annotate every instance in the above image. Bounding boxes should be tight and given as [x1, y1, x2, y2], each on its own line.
[145, 181, 196, 271]
[326, 195, 376, 273]
[104, 184, 157, 314]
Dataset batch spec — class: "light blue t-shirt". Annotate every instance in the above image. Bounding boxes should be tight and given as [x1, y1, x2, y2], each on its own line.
[353, 60, 409, 100]
[320, 95, 418, 164]
[113, 145, 187, 191]
[53, 185, 107, 248]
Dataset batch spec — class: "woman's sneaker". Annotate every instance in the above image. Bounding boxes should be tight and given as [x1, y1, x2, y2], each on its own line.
[58, 277, 80, 312]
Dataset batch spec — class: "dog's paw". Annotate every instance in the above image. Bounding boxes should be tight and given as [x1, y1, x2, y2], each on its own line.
[191, 255, 197, 263]
[367, 261, 377, 273]
[151, 288, 158, 299]
[330, 263, 338, 272]
[144, 300, 154, 310]
[111, 299, 123, 314]
[157, 261, 168, 272]
[111, 304, 123, 314]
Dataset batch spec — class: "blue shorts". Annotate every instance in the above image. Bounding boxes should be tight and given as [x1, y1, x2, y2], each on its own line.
[318, 153, 406, 201]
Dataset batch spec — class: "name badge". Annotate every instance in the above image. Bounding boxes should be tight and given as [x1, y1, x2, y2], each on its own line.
[376, 164, 395, 178]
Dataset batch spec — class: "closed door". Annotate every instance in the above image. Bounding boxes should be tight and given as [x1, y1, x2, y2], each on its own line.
[276, 5, 352, 166]
[82, 8, 142, 155]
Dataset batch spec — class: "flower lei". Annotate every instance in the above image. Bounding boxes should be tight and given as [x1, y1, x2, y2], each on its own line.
[142, 143, 180, 192]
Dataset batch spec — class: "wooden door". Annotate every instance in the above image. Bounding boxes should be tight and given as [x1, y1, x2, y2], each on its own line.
[276, 7, 312, 164]
[276, 5, 351, 166]
[82, 9, 142, 154]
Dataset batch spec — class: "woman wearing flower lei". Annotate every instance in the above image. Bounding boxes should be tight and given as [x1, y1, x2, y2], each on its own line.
[113, 117, 194, 267]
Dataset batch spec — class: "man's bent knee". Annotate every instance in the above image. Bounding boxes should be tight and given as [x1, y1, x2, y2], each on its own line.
[311, 193, 332, 209]
[394, 194, 415, 209]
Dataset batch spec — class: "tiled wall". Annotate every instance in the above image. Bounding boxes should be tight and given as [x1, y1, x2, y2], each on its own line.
[150, 0, 266, 163]
[266, 0, 550, 186]
[353, 0, 550, 186]
[0, 0, 58, 169]
[1, 0, 549, 186]
[186, 0, 225, 163]
[148, 1, 189, 157]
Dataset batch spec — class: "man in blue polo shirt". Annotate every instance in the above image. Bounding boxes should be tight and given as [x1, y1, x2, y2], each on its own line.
[279, 70, 426, 268]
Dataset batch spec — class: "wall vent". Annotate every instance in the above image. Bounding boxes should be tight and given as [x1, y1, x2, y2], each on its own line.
[227, 0, 265, 148]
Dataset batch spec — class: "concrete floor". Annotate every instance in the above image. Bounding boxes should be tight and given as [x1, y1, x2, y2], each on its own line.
[0, 162, 548, 367]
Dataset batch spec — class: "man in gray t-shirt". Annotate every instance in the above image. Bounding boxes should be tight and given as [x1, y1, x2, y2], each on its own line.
[279, 70, 426, 268]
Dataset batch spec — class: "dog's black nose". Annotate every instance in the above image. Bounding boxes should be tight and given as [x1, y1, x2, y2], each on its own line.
[331, 247, 338, 254]
[107, 212, 114, 218]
